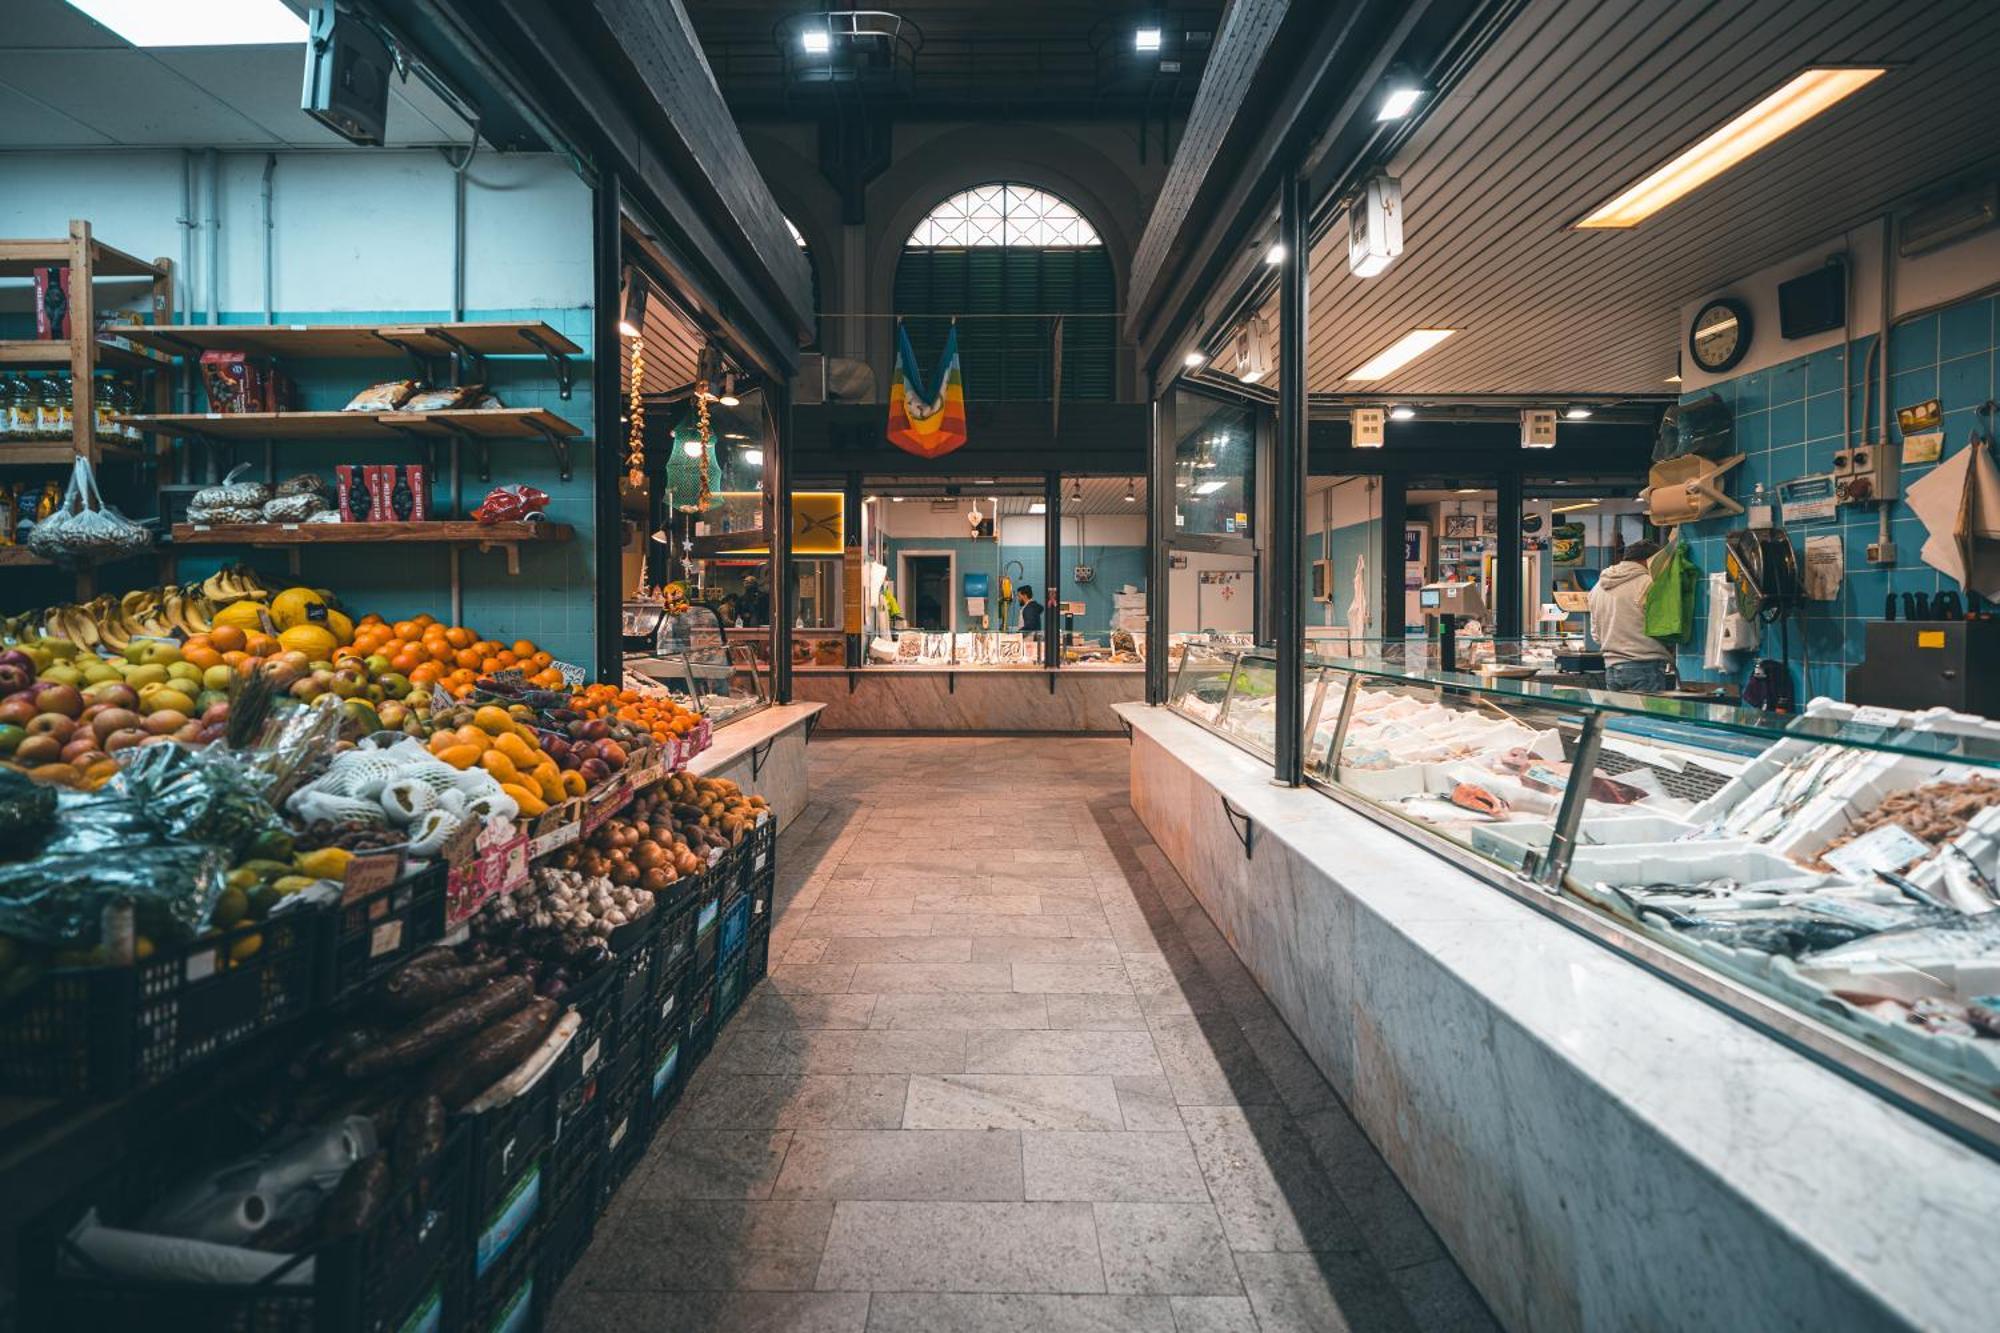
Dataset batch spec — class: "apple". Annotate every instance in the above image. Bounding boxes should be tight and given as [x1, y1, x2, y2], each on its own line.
[88, 682, 139, 710]
[0, 663, 30, 695]
[143, 709, 189, 736]
[0, 724, 24, 756]
[0, 698, 36, 728]
[579, 757, 611, 785]
[91, 708, 144, 742]
[172, 722, 203, 743]
[327, 668, 367, 700]
[14, 733, 61, 765]
[134, 640, 182, 667]
[61, 735, 101, 764]
[195, 723, 227, 744]
[31, 683, 83, 718]
[103, 727, 150, 752]
[596, 741, 628, 768]
[195, 689, 229, 714]
[201, 701, 231, 726]
[138, 685, 196, 715]
[290, 678, 327, 703]
[0, 650, 34, 675]
[67, 746, 109, 769]
[202, 665, 234, 692]
[377, 701, 408, 728]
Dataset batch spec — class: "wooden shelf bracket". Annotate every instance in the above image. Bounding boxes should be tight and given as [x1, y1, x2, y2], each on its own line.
[514, 326, 575, 400]
[520, 412, 575, 482]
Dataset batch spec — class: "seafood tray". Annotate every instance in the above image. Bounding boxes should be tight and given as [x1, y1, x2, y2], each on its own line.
[1469, 813, 1714, 870]
[1341, 762, 1564, 822]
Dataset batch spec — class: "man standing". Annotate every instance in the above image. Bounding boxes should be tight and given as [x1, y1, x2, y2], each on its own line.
[1016, 585, 1043, 637]
[1588, 540, 1672, 692]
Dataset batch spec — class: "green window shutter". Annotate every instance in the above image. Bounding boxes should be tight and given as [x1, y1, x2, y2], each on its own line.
[894, 246, 1114, 401]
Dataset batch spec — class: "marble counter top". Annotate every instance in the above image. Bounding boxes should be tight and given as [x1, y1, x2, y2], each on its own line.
[1118, 701, 2000, 1333]
[686, 702, 822, 776]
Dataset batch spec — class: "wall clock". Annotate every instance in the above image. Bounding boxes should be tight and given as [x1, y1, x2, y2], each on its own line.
[1689, 297, 1752, 374]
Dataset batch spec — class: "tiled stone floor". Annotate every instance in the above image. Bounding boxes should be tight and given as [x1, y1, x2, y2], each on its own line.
[551, 737, 1499, 1333]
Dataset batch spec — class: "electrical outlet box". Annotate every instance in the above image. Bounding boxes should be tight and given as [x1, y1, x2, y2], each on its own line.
[1866, 539, 1897, 565]
[1832, 437, 1901, 505]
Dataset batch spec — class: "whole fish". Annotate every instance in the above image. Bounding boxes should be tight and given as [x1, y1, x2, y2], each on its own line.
[1633, 902, 1881, 959]
[1802, 913, 2000, 968]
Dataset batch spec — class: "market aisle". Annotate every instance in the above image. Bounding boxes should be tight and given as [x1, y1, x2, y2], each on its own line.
[550, 737, 1498, 1333]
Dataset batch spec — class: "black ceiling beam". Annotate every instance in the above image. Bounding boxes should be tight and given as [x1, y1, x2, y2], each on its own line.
[383, 0, 815, 380]
[1126, 0, 1517, 383]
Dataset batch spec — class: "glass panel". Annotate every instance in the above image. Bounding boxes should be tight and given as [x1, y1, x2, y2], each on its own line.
[1172, 392, 1254, 540]
[793, 556, 841, 632]
[1215, 654, 1282, 760]
[907, 183, 1103, 248]
[1168, 645, 1240, 729]
[681, 645, 765, 724]
[1303, 668, 1345, 781]
[625, 652, 697, 708]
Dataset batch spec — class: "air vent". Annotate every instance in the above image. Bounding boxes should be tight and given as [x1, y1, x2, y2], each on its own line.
[1901, 182, 1999, 258]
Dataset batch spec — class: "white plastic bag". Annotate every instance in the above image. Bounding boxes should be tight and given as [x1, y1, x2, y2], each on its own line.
[24, 455, 152, 566]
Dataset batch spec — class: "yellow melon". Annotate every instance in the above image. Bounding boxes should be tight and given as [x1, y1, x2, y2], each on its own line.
[212, 600, 275, 634]
[270, 587, 327, 631]
[277, 623, 339, 660]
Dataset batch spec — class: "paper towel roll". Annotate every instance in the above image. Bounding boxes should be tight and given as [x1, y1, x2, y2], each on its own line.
[67, 1216, 314, 1287]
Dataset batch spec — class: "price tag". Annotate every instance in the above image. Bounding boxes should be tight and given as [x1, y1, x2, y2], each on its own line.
[447, 862, 492, 926]
[609, 1116, 628, 1150]
[342, 851, 404, 904]
[528, 823, 578, 859]
[441, 816, 482, 870]
[1822, 823, 1932, 878]
[583, 777, 630, 833]
[185, 947, 218, 983]
[552, 659, 588, 687]
[581, 1038, 601, 1077]
[369, 919, 405, 958]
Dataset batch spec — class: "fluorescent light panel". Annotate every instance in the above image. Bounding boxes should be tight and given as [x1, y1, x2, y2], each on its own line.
[1183, 351, 1206, 367]
[63, 0, 305, 45]
[1577, 67, 1886, 228]
[1564, 406, 1593, 420]
[801, 28, 831, 52]
[1263, 242, 1286, 265]
[1192, 480, 1226, 496]
[1551, 501, 1600, 514]
[1377, 85, 1425, 121]
[1388, 406, 1416, 420]
[1238, 368, 1266, 384]
[1136, 28, 1162, 52]
[1346, 328, 1454, 381]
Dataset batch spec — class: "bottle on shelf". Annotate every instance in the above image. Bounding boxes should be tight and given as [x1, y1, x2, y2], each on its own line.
[36, 373, 72, 440]
[1, 375, 31, 441]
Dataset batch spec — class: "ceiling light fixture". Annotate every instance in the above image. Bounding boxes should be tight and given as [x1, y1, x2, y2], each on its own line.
[1455, 488, 1481, 495]
[1263, 242, 1286, 265]
[743, 447, 764, 466]
[681, 438, 703, 458]
[1376, 79, 1427, 122]
[718, 372, 741, 408]
[1069, 477, 1084, 504]
[1029, 501, 1048, 514]
[1388, 406, 1416, 421]
[1346, 328, 1454, 381]
[1124, 478, 1137, 503]
[1664, 373, 1683, 384]
[891, 496, 905, 503]
[1564, 406, 1593, 420]
[1551, 501, 1600, 514]
[617, 271, 647, 339]
[1238, 368, 1266, 384]
[801, 27, 831, 54]
[63, 0, 306, 46]
[1576, 66, 1887, 228]
[1183, 350, 1206, 368]
[1193, 480, 1226, 496]
[1135, 27, 1162, 52]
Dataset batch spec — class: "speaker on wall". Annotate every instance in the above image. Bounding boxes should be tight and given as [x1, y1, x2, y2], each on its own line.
[1777, 258, 1847, 340]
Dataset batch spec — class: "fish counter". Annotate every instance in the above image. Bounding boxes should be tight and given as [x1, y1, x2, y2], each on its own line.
[1128, 656, 2000, 1332]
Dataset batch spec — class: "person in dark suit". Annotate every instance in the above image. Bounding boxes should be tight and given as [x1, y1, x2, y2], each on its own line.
[1017, 585, 1043, 637]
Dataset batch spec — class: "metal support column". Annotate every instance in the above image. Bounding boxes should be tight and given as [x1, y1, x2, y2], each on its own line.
[1044, 470, 1062, 670]
[843, 471, 863, 669]
[771, 385, 794, 703]
[1146, 389, 1172, 704]
[1495, 470, 1524, 640]
[1378, 473, 1407, 646]
[591, 173, 626, 685]
[1271, 172, 1308, 787]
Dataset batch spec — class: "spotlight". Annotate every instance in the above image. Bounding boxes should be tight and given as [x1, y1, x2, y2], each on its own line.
[801, 28, 830, 53]
[1135, 27, 1161, 52]
[718, 372, 741, 408]
[1263, 242, 1286, 265]
[743, 448, 764, 465]
[1389, 406, 1416, 421]
[1375, 69, 1429, 121]
[618, 271, 646, 339]
[1183, 350, 1206, 368]
[1564, 406, 1593, 420]
[1124, 478, 1136, 503]
[682, 438, 703, 458]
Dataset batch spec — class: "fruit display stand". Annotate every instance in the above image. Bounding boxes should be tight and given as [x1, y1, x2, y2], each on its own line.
[1, 561, 781, 1331]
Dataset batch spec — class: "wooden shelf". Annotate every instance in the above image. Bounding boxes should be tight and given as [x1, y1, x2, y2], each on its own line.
[172, 520, 573, 575]
[0, 438, 154, 466]
[0, 238, 166, 280]
[0, 546, 52, 567]
[119, 407, 582, 442]
[118, 321, 582, 361]
[0, 338, 167, 373]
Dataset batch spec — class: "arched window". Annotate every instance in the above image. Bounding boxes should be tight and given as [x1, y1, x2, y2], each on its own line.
[897, 182, 1114, 400]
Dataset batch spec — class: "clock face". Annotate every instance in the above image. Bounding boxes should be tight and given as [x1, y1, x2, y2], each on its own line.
[1690, 299, 1751, 374]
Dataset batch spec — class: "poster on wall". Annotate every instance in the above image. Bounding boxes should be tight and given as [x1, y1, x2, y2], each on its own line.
[1481, 512, 1500, 536]
[1403, 524, 1428, 565]
[1443, 513, 1479, 539]
[1552, 521, 1586, 567]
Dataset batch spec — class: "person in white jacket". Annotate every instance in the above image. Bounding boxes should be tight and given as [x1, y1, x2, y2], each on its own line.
[1588, 541, 1672, 692]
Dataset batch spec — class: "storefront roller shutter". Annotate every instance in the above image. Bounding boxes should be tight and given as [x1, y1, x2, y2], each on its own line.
[895, 246, 1115, 401]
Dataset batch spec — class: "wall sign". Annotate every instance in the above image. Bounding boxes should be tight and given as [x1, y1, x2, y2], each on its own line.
[1778, 474, 1839, 523]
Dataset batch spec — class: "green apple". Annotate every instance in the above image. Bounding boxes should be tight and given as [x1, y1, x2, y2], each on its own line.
[0, 724, 24, 756]
[377, 672, 411, 699]
[202, 665, 235, 692]
[195, 689, 230, 713]
[364, 654, 392, 676]
[328, 668, 367, 699]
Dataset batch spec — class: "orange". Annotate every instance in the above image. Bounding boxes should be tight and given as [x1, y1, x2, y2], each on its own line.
[453, 648, 480, 669]
[495, 650, 518, 669]
[243, 631, 280, 657]
[511, 639, 535, 658]
[530, 651, 552, 669]
[391, 649, 422, 674]
[222, 650, 249, 669]
[410, 662, 440, 684]
[474, 641, 499, 657]
[413, 613, 436, 628]
[208, 624, 247, 653]
[182, 644, 222, 670]
[392, 620, 419, 640]
[444, 626, 474, 649]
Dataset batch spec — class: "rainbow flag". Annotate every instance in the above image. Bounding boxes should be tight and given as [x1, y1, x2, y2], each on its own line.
[887, 321, 967, 459]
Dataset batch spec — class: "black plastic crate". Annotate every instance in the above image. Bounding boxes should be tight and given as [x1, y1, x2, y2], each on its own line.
[684, 974, 718, 1066]
[741, 816, 777, 926]
[469, 1200, 542, 1333]
[28, 1115, 472, 1333]
[0, 905, 321, 1097]
[598, 1065, 652, 1202]
[690, 881, 725, 980]
[320, 862, 448, 1005]
[612, 901, 665, 1020]
[647, 996, 688, 1116]
[538, 1149, 603, 1306]
[747, 920, 770, 984]
[653, 892, 697, 987]
[716, 946, 749, 1028]
[717, 890, 752, 964]
[468, 1072, 554, 1228]
[544, 1101, 606, 1220]
[549, 970, 619, 1140]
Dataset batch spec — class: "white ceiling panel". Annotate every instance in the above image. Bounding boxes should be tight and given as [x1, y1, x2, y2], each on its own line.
[0, 49, 280, 144]
[0, 78, 115, 145]
[1292, 0, 2000, 397]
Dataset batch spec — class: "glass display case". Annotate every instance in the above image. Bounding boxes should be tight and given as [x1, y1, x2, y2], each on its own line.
[1168, 649, 2000, 1143]
[626, 644, 769, 727]
[654, 604, 725, 654]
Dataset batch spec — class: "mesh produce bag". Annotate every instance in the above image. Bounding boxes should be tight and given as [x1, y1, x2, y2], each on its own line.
[24, 456, 153, 566]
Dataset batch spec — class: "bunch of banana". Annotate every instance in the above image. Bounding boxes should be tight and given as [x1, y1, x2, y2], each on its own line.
[201, 564, 272, 604]
[3, 582, 222, 653]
